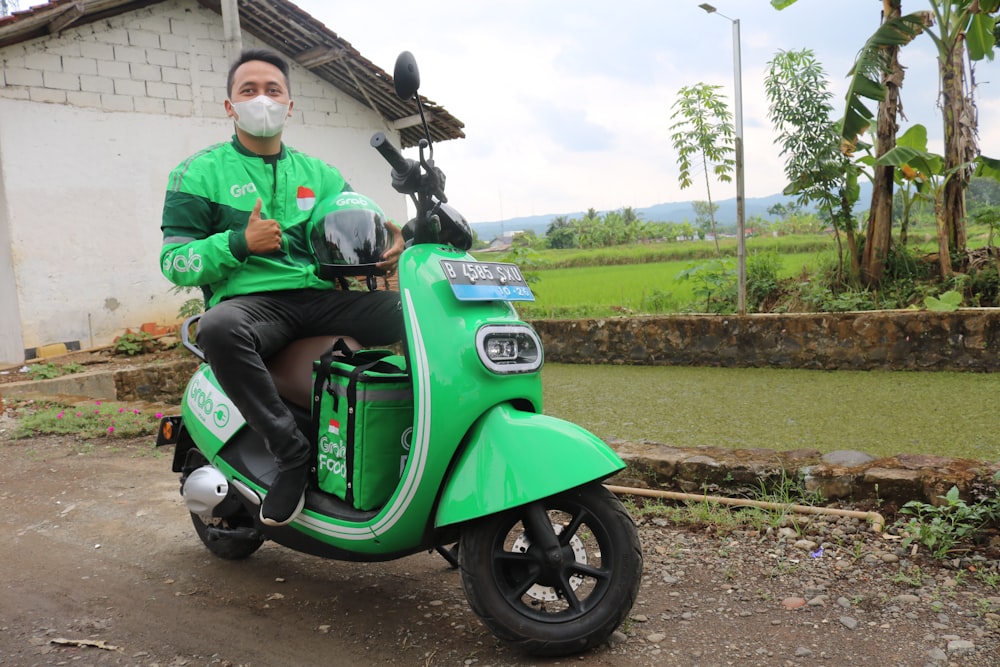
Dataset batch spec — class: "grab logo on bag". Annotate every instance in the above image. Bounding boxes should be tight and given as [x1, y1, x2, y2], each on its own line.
[318, 435, 347, 477]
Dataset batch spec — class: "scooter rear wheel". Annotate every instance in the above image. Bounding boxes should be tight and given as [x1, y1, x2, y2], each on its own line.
[458, 482, 642, 656]
[190, 511, 264, 560]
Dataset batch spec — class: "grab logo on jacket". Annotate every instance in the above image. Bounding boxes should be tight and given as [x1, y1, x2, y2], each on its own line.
[165, 247, 203, 274]
[230, 182, 257, 198]
[297, 186, 316, 211]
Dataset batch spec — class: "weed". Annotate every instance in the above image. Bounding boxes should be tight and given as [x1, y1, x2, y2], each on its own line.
[25, 362, 84, 380]
[897, 485, 997, 559]
[924, 290, 963, 312]
[892, 565, 927, 588]
[976, 569, 1000, 590]
[747, 469, 826, 535]
[976, 598, 995, 618]
[112, 331, 155, 356]
[11, 400, 164, 440]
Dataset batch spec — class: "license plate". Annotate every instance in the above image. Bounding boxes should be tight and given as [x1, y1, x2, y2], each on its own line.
[440, 260, 535, 302]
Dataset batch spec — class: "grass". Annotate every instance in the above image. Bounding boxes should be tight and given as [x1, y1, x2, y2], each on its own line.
[523, 249, 834, 315]
[8, 400, 165, 440]
[487, 226, 992, 318]
[540, 363, 1000, 461]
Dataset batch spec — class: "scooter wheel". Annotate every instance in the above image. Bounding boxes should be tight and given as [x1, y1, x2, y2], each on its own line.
[190, 511, 264, 560]
[458, 482, 642, 657]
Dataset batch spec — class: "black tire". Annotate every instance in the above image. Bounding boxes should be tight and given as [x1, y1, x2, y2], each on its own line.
[190, 511, 264, 560]
[458, 483, 642, 656]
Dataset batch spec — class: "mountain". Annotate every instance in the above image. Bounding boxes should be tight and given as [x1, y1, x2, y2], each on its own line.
[469, 192, 796, 241]
[469, 184, 875, 241]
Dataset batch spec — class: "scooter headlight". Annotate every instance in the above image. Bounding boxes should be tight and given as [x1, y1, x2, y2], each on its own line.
[476, 325, 543, 374]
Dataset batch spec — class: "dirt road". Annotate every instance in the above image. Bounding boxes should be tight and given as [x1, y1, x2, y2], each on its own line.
[2, 431, 999, 667]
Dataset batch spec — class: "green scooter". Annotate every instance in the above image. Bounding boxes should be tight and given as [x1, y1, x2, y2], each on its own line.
[156, 51, 641, 657]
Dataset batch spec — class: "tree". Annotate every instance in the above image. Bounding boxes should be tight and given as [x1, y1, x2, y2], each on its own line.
[546, 215, 577, 249]
[765, 48, 862, 283]
[669, 83, 735, 257]
[692, 201, 720, 242]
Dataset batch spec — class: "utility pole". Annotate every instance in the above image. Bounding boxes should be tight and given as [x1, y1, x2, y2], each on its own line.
[700, 3, 746, 315]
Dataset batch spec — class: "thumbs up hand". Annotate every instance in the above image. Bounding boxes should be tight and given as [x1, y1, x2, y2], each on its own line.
[244, 199, 283, 255]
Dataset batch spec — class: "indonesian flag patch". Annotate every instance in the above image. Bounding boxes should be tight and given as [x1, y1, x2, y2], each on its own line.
[328, 419, 340, 435]
[297, 185, 316, 211]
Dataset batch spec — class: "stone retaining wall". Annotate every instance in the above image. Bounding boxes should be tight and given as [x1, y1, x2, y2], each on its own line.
[531, 309, 1000, 371]
[609, 441, 1000, 509]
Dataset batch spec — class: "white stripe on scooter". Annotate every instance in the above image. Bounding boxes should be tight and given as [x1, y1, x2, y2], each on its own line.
[293, 287, 430, 539]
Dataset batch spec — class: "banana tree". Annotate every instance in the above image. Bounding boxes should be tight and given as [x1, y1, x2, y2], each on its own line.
[872, 126, 1000, 275]
[871, 124, 950, 270]
[773, 0, 999, 282]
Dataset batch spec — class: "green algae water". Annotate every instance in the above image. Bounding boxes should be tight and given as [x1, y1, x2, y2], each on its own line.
[541, 364, 1000, 461]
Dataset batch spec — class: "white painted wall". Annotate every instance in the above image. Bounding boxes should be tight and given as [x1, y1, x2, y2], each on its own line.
[0, 0, 408, 365]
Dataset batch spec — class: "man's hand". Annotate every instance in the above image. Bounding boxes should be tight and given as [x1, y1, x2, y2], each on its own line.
[377, 220, 405, 274]
[244, 199, 283, 255]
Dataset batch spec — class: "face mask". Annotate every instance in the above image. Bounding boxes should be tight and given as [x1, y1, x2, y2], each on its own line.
[229, 95, 290, 137]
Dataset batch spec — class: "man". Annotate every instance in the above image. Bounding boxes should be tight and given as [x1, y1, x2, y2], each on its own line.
[160, 48, 405, 527]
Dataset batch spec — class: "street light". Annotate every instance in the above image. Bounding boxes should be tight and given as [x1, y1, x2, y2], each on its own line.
[700, 3, 746, 315]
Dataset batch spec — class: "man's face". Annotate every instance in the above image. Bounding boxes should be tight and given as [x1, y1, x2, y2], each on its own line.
[225, 60, 292, 118]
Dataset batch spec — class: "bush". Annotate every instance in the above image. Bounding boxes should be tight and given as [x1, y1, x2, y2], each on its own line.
[746, 251, 782, 312]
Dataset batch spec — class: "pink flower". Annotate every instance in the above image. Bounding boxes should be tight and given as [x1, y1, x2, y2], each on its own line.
[57, 412, 64, 419]
[119, 407, 125, 414]
[133, 409, 140, 415]
[107, 426, 115, 434]
[155, 412, 163, 419]
[75, 412, 82, 418]
[95, 401, 102, 406]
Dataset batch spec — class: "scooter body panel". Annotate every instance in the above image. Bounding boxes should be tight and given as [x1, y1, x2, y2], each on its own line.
[434, 403, 626, 528]
[180, 366, 246, 460]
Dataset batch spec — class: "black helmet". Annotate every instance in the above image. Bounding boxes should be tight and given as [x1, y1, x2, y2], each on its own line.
[309, 192, 389, 279]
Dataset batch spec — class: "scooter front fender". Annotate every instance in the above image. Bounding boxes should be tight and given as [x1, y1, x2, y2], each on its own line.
[435, 403, 625, 528]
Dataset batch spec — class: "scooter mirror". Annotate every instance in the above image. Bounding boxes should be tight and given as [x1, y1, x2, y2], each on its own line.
[393, 51, 420, 100]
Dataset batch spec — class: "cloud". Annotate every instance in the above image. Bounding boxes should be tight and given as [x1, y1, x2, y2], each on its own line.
[291, 0, 1000, 223]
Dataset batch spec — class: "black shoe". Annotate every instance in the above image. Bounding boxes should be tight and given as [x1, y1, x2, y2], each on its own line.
[260, 463, 309, 527]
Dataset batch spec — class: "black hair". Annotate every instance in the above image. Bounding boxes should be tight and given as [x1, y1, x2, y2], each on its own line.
[226, 47, 291, 97]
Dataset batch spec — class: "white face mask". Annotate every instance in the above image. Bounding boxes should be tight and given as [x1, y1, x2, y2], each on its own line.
[229, 95, 290, 137]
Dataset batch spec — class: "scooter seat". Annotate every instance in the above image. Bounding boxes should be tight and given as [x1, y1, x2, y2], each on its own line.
[265, 336, 359, 410]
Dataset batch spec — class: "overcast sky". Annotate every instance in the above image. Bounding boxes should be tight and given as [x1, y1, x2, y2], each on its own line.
[291, 0, 1000, 224]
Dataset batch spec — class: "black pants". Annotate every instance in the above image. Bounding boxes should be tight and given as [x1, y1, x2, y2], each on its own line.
[196, 288, 404, 471]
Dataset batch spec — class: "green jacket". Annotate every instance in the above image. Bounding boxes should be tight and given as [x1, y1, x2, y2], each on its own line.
[160, 136, 348, 307]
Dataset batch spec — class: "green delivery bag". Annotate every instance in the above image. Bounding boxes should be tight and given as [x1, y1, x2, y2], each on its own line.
[312, 347, 413, 510]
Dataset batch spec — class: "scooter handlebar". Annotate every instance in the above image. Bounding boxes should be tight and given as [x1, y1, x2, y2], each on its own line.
[371, 132, 423, 196]
[371, 132, 411, 173]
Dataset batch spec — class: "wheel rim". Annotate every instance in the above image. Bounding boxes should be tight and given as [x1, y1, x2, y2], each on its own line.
[488, 499, 615, 622]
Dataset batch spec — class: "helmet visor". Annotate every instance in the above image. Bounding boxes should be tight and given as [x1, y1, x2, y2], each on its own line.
[315, 208, 388, 277]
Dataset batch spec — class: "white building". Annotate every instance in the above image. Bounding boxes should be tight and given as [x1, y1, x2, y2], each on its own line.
[0, 0, 463, 364]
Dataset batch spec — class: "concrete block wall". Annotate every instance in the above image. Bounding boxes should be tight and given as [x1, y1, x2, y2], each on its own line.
[0, 0, 371, 130]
